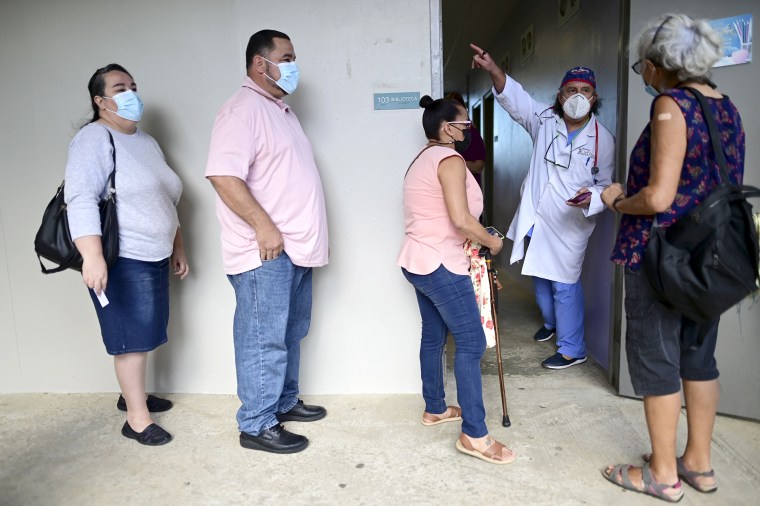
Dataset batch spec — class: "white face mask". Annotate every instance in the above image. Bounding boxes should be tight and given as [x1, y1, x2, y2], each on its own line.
[562, 93, 591, 120]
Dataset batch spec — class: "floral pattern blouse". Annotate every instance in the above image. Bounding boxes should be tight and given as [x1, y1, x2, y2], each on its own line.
[464, 240, 496, 348]
[611, 88, 745, 269]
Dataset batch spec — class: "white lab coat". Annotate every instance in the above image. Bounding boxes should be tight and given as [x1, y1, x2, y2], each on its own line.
[496, 77, 615, 284]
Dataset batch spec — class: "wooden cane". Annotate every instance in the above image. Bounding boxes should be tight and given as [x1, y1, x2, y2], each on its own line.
[486, 254, 511, 427]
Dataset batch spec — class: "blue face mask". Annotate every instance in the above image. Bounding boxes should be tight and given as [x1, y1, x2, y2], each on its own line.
[643, 66, 660, 98]
[263, 57, 300, 95]
[104, 90, 144, 121]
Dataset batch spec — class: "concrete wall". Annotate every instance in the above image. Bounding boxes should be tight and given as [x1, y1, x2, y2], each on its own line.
[0, 0, 436, 394]
[620, 0, 760, 420]
[464, 0, 622, 368]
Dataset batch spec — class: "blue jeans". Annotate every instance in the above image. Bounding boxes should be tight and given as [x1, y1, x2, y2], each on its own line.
[227, 253, 312, 435]
[533, 276, 586, 358]
[402, 265, 488, 438]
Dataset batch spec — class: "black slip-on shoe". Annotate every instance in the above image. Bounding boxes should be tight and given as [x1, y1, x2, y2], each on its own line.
[117, 394, 173, 413]
[276, 400, 327, 422]
[541, 352, 587, 370]
[240, 424, 308, 454]
[121, 422, 173, 446]
[533, 325, 556, 342]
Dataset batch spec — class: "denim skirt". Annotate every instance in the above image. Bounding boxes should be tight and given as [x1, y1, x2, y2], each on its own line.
[89, 257, 170, 355]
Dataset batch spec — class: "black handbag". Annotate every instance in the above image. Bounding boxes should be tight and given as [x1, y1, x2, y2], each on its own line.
[34, 130, 119, 274]
[644, 87, 760, 323]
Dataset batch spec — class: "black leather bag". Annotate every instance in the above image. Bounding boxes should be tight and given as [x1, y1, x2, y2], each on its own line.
[644, 87, 760, 323]
[34, 131, 119, 274]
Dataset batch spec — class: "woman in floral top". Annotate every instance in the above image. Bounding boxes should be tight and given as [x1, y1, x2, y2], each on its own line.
[600, 14, 744, 502]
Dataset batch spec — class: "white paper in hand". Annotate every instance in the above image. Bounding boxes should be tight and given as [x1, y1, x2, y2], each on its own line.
[95, 290, 109, 308]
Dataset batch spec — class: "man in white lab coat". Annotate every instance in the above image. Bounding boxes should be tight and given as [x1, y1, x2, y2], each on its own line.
[471, 45, 614, 369]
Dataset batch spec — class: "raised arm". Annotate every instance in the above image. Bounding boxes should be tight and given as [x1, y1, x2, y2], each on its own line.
[470, 43, 506, 94]
[470, 43, 545, 137]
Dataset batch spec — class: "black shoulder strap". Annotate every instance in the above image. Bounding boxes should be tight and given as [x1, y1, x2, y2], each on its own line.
[105, 129, 116, 191]
[682, 87, 732, 186]
[404, 145, 435, 179]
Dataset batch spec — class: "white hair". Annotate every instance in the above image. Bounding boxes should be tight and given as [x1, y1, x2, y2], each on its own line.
[635, 14, 723, 83]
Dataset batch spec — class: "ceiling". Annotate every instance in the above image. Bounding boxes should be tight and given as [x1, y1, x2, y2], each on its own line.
[441, 0, 521, 95]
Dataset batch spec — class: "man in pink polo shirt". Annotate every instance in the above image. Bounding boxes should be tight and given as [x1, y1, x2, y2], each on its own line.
[205, 29, 329, 454]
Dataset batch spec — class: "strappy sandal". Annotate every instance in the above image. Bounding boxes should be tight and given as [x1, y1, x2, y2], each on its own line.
[602, 462, 684, 503]
[455, 434, 516, 465]
[643, 454, 717, 493]
[421, 406, 462, 426]
[676, 458, 717, 493]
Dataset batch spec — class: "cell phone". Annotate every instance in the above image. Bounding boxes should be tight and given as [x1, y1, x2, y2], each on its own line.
[567, 191, 592, 204]
[485, 226, 505, 239]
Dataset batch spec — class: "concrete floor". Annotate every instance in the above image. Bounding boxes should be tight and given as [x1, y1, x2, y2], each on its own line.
[1, 285, 759, 505]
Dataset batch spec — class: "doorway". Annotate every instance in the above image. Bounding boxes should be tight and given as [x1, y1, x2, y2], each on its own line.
[482, 94, 495, 226]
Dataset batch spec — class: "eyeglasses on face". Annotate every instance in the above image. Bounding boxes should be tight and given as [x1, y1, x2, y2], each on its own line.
[631, 60, 645, 75]
[447, 121, 472, 130]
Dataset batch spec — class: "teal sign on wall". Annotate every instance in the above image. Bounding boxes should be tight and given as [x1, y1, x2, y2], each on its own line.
[373, 92, 420, 110]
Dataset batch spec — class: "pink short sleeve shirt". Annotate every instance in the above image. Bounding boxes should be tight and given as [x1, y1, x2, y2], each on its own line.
[205, 77, 329, 274]
[397, 146, 484, 275]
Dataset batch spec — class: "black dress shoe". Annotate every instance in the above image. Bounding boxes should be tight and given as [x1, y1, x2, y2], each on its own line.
[121, 422, 173, 446]
[276, 400, 327, 422]
[117, 394, 173, 413]
[240, 424, 308, 454]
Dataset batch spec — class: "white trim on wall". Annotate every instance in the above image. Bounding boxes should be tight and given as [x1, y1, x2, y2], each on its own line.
[430, 0, 443, 98]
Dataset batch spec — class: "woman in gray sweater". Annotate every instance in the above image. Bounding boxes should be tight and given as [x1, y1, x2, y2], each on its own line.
[65, 64, 189, 446]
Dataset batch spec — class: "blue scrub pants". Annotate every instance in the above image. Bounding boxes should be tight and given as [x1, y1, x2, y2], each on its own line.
[533, 276, 586, 359]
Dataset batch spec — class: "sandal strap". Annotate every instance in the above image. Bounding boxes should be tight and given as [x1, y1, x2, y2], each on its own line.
[481, 439, 508, 461]
[425, 406, 460, 422]
[642, 463, 683, 499]
[616, 464, 637, 490]
[677, 457, 715, 478]
[458, 433, 474, 451]
[459, 434, 511, 462]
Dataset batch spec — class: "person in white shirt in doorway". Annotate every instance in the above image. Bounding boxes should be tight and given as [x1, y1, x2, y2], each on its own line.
[471, 44, 614, 370]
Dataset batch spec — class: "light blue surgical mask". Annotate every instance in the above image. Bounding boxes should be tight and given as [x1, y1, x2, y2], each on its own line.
[643, 66, 660, 98]
[644, 84, 660, 98]
[263, 57, 300, 95]
[104, 90, 144, 121]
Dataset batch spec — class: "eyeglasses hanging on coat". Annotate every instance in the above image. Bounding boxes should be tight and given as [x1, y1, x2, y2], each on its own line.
[543, 121, 599, 183]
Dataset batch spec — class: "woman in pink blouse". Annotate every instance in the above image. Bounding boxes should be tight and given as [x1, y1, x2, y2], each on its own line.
[398, 95, 515, 465]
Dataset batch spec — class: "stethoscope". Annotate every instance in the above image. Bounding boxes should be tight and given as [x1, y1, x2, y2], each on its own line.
[573, 120, 600, 184]
[590, 121, 599, 184]
[536, 106, 599, 183]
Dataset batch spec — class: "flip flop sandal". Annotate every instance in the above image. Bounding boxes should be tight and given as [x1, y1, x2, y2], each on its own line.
[455, 434, 516, 465]
[642, 453, 717, 493]
[602, 462, 684, 503]
[421, 406, 462, 426]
